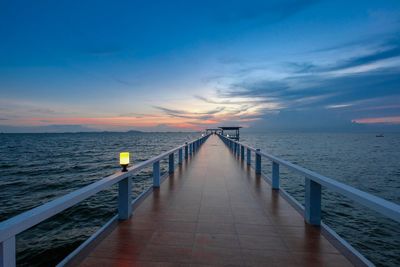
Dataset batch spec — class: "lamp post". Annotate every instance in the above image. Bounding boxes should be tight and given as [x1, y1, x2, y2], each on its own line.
[119, 152, 130, 172]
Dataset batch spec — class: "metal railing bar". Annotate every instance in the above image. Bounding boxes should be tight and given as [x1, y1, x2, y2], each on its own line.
[56, 214, 119, 267]
[0, 134, 210, 243]
[218, 134, 400, 223]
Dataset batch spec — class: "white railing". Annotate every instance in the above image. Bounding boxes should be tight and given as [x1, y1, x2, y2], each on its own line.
[218, 134, 400, 225]
[0, 134, 210, 267]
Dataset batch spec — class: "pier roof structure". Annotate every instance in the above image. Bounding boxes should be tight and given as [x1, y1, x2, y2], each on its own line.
[219, 126, 242, 140]
[218, 126, 243, 130]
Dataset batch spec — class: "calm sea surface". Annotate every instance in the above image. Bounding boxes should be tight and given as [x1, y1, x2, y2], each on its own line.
[0, 132, 399, 266]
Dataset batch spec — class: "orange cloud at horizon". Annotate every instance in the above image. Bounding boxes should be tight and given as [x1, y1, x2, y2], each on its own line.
[2, 98, 266, 131]
[352, 116, 400, 124]
[8, 115, 221, 130]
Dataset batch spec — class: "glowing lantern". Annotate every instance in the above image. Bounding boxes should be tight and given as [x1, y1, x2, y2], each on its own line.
[120, 152, 130, 172]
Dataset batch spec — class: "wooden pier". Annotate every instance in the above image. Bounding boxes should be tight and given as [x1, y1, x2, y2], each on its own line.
[78, 135, 352, 266]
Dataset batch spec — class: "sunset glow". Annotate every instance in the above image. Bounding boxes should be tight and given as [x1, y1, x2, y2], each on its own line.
[352, 116, 400, 125]
[1, 1, 400, 132]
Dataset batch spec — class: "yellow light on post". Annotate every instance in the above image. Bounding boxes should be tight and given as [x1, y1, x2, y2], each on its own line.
[120, 152, 130, 172]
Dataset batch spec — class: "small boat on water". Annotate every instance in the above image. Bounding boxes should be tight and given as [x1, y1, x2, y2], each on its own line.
[376, 134, 384, 137]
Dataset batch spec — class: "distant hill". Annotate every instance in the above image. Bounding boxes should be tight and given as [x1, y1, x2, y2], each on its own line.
[0, 125, 146, 134]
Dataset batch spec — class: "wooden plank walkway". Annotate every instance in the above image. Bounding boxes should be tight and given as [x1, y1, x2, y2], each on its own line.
[79, 135, 353, 267]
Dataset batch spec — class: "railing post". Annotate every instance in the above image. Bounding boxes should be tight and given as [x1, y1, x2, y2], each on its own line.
[247, 148, 251, 165]
[241, 145, 245, 160]
[153, 161, 160, 187]
[178, 148, 183, 164]
[305, 178, 321, 226]
[272, 162, 279, 190]
[169, 153, 174, 173]
[185, 143, 188, 159]
[255, 149, 261, 174]
[189, 143, 192, 156]
[1, 237, 16, 267]
[118, 177, 132, 220]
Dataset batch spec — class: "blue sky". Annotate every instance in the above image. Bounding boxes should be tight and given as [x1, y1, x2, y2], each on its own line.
[1, 0, 400, 132]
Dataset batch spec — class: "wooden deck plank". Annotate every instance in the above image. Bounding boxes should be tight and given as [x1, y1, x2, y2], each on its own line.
[79, 135, 353, 267]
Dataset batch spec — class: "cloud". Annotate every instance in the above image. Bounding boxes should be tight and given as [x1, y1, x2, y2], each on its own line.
[286, 62, 317, 73]
[212, 0, 318, 24]
[29, 108, 57, 114]
[307, 33, 389, 54]
[0, 124, 97, 133]
[224, 80, 290, 98]
[153, 106, 225, 119]
[153, 107, 204, 120]
[118, 112, 153, 118]
[327, 45, 400, 72]
[354, 104, 400, 112]
[194, 95, 266, 105]
[0, 100, 73, 121]
[153, 106, 187, 115]
[352, 116, 400, 124]
[152, 103, 264, 127]
[325, 104, 353, 109]
[207, 32, 400, 131]
[222, 68, 400, 112]
[112, 77, 136, 86]
[295, 36, 400, 74]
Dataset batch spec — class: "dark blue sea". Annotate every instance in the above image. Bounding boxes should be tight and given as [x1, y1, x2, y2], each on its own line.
[0, 132, 399, 266]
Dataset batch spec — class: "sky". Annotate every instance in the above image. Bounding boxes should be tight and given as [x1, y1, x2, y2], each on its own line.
[1, 0, 400, 132]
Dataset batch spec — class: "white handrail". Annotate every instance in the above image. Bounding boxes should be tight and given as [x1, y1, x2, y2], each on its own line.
[0, 133, 210, 263]
[218, 134, 400, 223]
